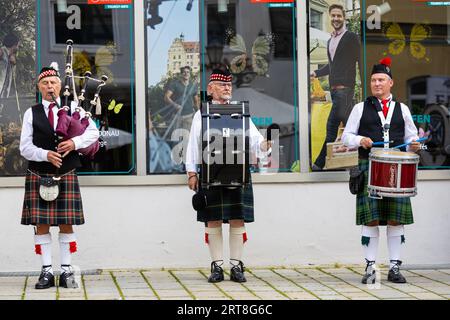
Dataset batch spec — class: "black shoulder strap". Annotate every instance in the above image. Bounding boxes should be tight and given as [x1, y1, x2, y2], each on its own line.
[365, 96, 382, 112]
[391, 96, 401, 108]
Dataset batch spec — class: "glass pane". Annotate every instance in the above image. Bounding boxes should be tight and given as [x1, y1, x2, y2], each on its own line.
[38, 0, 136, 174]
[1, 0, 135, 176]
[145, 0, 299, 174]
[0, 0, 36, 176]
[308, 1, 363, 171]
[363, 0, 450, 169]
[311, 9, 323, 30]
[201, 0, 299, 174]
[146, 0, 201, 174]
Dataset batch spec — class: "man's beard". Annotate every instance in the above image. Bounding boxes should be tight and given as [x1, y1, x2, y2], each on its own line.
[333, 22, 344, 31]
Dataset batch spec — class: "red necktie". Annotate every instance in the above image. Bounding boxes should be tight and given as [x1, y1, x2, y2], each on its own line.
[382, 99, 389, 118]
[48, 103, 55, 130]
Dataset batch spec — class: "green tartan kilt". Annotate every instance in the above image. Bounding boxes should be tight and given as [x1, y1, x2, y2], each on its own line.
[21, 170, 85, 226]
[196, 181, 254, 224]
[356, 159, 413, 226]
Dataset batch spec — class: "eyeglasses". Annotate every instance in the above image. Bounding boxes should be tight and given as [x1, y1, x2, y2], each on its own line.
[214, 82, 232, 88]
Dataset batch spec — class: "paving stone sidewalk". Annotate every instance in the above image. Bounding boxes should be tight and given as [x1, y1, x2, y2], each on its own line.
[1, 265, 449, 300]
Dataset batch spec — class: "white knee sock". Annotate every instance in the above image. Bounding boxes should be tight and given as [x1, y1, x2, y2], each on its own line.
[205, 227, 223, 262]
[361, 226, 379, 263]
[387, 225, 405, 269]
[229, 226, 247, 266]
[59, 233, 77, 273]
[34, 233, 53, 274]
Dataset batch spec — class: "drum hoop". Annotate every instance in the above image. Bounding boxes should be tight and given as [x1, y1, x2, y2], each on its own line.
[368, 190, 417, 198]
[369, 148, 419, 161]
[368, 185, 417, 192]
[370, 193, 417, 198]
[369, 157, 419, 164]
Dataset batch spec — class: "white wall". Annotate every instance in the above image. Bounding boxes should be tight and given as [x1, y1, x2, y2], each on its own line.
[0, 180, 449, 272]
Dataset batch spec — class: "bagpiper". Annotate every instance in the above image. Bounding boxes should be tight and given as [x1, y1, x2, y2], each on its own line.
[19, 63, 99, 289]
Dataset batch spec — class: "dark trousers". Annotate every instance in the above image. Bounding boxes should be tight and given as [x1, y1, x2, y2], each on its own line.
[314, 87, 354, 169]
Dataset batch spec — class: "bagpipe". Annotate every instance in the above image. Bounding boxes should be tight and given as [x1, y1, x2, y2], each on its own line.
[51, 39, 108, 159]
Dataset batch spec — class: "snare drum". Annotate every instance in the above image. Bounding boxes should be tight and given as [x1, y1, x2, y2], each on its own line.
[367, 148, 419, 199]
[201, 101, 250, 188]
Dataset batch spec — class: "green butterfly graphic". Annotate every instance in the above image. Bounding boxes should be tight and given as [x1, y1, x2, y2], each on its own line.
[229, 34, 271, 76]
[107, 99, 124, 114]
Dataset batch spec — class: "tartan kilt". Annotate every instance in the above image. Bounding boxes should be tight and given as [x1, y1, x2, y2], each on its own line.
[356, 159, 413, 226]
[196, 180, 254, 224]
[21, 170, 85, 226]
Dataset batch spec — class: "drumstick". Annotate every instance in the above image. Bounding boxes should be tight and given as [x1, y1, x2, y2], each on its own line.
[392, 137, 428, 149]
[372, 140, 393, 146]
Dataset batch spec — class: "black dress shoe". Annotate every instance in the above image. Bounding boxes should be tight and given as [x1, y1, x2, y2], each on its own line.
[59, 272, 79, 288]
[230, 260, 247, 283]
[208, 260, 224, 283]
[35, 269, 55, 289]
[361, 259, 376, 284]
[387, 260, 407, 283]
[361, 271, 376, 284]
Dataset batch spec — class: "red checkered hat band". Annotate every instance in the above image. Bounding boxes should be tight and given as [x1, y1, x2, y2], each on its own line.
[38, 69, 59, 81]
[209, 74, 232, 82]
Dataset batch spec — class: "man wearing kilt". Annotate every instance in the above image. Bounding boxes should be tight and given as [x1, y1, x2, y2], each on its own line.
[19, 63, 99, 289]
[342, 57, 421, 284]
[185, 68, 271, 283]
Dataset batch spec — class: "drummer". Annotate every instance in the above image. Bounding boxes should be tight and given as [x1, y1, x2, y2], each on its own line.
[342, 57, 421, 284]
[185, 67, 271, 283]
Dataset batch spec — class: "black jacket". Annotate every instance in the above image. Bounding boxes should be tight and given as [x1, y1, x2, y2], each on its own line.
[315, 30, 362, 88]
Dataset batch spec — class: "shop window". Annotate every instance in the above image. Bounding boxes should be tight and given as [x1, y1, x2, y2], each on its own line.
[0, 0, 136, 176]
[145, 0, 299, 174]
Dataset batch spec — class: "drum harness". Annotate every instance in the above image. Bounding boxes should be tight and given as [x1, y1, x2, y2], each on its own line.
[376, 99, 396, 149]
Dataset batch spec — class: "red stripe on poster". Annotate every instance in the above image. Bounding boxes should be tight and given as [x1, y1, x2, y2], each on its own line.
[251, 0, 294, 3]
[88, 0, 132, 5]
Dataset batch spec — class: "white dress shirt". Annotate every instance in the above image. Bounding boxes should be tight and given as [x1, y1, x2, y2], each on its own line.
[19, 98, 100, 162]
[342, 94, 419, 151]
[185, 108, 266, 173]
[329, 27, 347, 62]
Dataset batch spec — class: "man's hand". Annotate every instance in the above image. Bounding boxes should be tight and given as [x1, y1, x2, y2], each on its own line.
[174, 103, 182, 111]
[47, 151, 62, 168]
[409, 140, 421, 153]
[57, 139, 75, 158]
[260, 140, 272, 152]
[360, 137, 373, 149]
[187, 173, 198, 191]
[8, 54, 16, 65]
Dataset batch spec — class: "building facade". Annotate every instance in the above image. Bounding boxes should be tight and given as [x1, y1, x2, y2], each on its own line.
[167, 35, 200, 76]
[0, 0, 449, 271]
